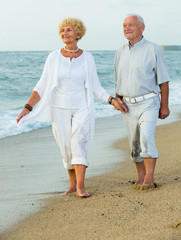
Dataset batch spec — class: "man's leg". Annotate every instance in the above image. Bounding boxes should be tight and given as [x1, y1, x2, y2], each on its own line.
[143, 158, 157, 184]
[139, 97, 160, 187]
[123, 106, 144, 184]
[135, 161, 146, 184]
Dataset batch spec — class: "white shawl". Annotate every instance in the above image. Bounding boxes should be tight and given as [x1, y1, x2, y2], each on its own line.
[18, 49, 109, 139]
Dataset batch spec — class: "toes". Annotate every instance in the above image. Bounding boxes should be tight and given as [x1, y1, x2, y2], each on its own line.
[63, 188, 76, 195]
[77, 192, 90, 198]
[133, 184, 142, 190]
[135, 180, 144, 185]
[139, 183, 157, 191]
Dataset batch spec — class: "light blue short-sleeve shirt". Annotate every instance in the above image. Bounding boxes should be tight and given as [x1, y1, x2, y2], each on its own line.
[114, 37, 170, 98]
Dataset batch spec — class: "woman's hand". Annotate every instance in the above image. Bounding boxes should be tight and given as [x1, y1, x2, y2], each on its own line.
[16, 108, 30, 123]
[16, 91, 40, 124]
[112, 98, 128, 114]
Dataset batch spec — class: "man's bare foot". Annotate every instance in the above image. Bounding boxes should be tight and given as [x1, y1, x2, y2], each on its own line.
[139, 183, 157, 191]
[143, 176, 154, 185]
[77, 189, 90, 198]
[63, 188, 76, 195]
[135, 179, 144, 185]
[133, 181, 143, 190]
[133, 179, 144, 190]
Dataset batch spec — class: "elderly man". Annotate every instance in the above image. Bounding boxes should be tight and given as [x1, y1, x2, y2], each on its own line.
[114, 14, 170, 190]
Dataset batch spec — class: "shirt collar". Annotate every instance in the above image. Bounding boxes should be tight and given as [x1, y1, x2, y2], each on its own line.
[128, 36, 146, 49]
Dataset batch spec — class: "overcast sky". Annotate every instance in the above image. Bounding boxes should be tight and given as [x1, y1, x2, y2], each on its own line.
[1, 0, 181, 51]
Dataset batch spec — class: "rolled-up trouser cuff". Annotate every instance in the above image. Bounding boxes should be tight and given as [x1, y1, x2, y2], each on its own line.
[72, 158, 89, 167]
[140, 152, 159, 159]
[63, 161, 74, 170]
[132, 156, 143, 163]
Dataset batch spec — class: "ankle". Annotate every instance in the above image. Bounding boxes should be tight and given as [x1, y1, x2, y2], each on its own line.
[77, 186, 85, 192]
[70, 185, 76, 190]
[144, 176, 154, 184]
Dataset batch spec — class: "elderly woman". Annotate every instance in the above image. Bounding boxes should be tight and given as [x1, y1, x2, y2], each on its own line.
[17, 17, 127, 197]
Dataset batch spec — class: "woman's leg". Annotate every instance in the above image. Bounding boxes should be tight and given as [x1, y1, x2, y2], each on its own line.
[74, 165, 90, 197]
[64, 169, 77, 195]
[51, 107, 76, 194]
[71, 107, 90, 197]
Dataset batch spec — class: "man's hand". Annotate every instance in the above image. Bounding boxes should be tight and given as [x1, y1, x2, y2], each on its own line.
[159, 105, 170, 119]
[112, 98, 128, 114]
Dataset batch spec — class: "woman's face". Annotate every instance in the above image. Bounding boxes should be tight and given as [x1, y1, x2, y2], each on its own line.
[60, 25, 78, 45]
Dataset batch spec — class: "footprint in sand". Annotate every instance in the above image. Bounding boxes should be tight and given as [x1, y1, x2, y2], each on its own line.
[172, 221, 181, 229]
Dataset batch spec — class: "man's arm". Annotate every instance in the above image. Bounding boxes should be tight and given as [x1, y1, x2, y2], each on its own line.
[159, 81, 170, 119]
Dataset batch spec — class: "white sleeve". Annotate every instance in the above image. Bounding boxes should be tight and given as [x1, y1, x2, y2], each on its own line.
[155, 45, 170, 85]
[33, 56, 50, 97]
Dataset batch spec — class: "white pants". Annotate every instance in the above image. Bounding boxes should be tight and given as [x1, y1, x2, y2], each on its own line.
[51, 106, 90, 170]
[123, 96, 160, 163]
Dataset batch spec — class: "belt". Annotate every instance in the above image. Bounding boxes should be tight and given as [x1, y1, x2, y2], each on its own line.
[123, 93, 158, 103]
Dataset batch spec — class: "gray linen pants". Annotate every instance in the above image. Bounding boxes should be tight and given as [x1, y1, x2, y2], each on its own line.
[123, 95, 160, 163]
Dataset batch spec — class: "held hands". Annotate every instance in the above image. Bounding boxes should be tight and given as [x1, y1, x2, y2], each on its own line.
[112, 98, 128, 114]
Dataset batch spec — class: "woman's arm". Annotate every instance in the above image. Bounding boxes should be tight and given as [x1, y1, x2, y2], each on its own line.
[16, 91, 40, 123]
[90, 56, 127, 113]
[16, 53, 51, 123]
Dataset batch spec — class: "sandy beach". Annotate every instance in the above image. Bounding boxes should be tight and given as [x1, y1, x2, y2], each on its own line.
[0, 111, 181, 240]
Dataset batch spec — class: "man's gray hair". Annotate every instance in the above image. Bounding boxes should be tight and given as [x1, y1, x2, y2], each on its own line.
[126, 13, 145, 25]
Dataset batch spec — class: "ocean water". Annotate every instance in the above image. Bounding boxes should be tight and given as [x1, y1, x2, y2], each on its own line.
[0, 50, 181, 139]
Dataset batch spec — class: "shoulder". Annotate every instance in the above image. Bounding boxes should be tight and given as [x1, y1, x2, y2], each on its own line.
[115, 44, 127, 59]
[83, 50, 94, 59]
[46, 49, 60, 63]
[83, 50, 96, 66]
[143, 40, 163, 54]
[116, 44, 127, 53]
[114, 45, 126, 64]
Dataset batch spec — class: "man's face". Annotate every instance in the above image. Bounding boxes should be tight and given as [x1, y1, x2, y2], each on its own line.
[123, 16, 145, 44]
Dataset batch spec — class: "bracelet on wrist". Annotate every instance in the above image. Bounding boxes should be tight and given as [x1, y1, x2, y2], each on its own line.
[109, 97, 115, 105]
[24, 103, 33, 111]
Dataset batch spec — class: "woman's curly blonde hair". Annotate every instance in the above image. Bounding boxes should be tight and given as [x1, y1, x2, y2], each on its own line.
[58, 17, 86, 40]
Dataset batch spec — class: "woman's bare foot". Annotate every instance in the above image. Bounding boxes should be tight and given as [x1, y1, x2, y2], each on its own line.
[77, 188, 90, 198]
[63, 187, 76, 195]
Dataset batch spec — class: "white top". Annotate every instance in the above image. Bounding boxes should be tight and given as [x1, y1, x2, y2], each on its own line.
[18, 49, 110, 140]
[51, 52, 87, 109]
[114, 37, 170, 98]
